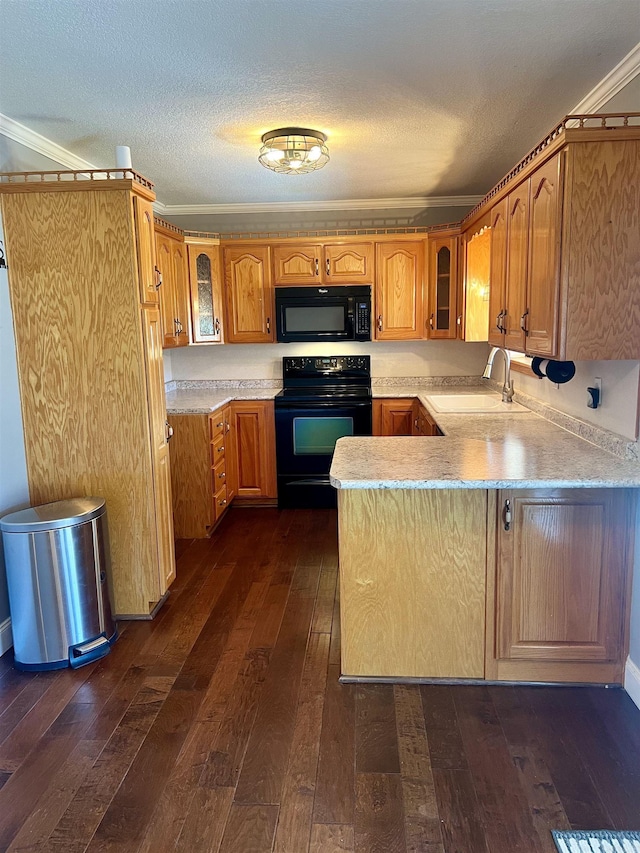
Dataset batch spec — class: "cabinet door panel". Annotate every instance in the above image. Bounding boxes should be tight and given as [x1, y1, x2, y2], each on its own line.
[488, 199, 508, 347]
[168, 414, 213, 538]
[231, 401, 277, 498]
[324, 242, 374, 283]
[462, 226, 490, 342]
[155, 234, 178, 348]
[375, 242, 424, 340]
[373, 399, 415, 435]
[427, 237, 458, 339]
[188, 244, 223, 342]
[172, 240, 190, 347]
[273, 244, 322, 284]
[496, 489, 630, 666]
[526, 153, 563, 357]
[224, 246, 274, 342]
[134, 197, 159, 305]
[503, 190, 529, 351]
[142, 307, 175, 593]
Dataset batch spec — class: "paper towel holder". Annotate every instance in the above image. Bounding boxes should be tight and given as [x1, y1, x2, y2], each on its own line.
[531, 358, 576, 384]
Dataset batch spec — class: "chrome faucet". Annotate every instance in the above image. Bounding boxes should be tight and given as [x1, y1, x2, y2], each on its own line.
[482, 346, 514, 402]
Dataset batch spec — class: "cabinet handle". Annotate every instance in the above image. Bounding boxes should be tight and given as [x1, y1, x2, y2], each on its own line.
[503, 499, 512, 531]
[326, 258, 330, 276]
[266, 316, 271, 334]
[225, 420, 231, 433]
[315, 258, 319, 276]
[520, 309, 529, 335]
[429, 313, 434, 329]
[377, 315, 383, 332]
[165, 421, 173, 443]
[214, 317, 220, 334]
[496, 312, 502, 332]
[154, 266, 162, 289]
[456, 314, 462, 326]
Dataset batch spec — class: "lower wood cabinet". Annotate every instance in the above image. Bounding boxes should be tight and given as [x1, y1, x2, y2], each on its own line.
[231, 401, 277, 500]
[168, 400, 277, 537]
[487, 488, 636, 684]
[373, 398, 442, 436]
[337, 485, 636, 684]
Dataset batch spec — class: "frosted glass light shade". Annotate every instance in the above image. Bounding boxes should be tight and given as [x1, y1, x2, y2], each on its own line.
[259, 128, 329, 175]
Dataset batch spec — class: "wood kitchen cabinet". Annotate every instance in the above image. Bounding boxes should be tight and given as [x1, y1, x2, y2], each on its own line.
[373, 399, 415, 435]
[272, 241, 374, 285]
[374, 241, 424, 340]
[413, 403, 441, 436]
[488, 488, 636, 684]
[0, 172, 176, 617]
[223, 244, 274, 342]
[230, 401, 277, 500]
[185, 237, 224, 343]
[154, 218, 190, 348]
[458, 220, 490, 342]
[484, 137, 639, 359]
[427, 234, 458, 339]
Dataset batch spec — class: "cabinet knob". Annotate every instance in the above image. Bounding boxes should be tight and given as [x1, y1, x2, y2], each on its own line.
[218, 498, 227, 507]
[216, 421, 224, 428]
[218, 471, 226, 479]
[218, 445, 225, 453]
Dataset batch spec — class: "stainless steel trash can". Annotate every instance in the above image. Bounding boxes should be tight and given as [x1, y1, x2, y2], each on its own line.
[0, 497, 117, 670]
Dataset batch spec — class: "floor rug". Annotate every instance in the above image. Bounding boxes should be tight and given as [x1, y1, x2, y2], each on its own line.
[552, 830, 640, 852]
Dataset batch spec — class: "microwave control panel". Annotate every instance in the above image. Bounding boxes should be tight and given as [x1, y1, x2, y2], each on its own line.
[355, 301, 371, 336]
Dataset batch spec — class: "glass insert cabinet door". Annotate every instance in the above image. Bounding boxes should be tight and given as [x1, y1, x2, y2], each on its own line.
[293, 416, 354, 455]
[428, 236, 458, 339]
[186, 241, 223, 342]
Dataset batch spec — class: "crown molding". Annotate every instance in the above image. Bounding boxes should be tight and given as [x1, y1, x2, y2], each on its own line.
[0, 113, 97, 171]
[158, 195, 483, 217]
[572, 41, 640, 114]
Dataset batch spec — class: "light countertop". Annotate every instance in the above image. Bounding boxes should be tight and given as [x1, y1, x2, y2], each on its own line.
[331, 387, 640, 490]
[165, 387, 280, 414]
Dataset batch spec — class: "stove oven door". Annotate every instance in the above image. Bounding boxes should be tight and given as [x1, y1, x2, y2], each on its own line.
[275, 399, 372, 508]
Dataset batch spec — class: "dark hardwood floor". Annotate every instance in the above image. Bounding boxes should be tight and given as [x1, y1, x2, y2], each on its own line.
[1, 507, 639, 852]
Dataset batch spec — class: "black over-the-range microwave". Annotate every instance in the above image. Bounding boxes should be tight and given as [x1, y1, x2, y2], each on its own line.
[275, 285, 371, 343]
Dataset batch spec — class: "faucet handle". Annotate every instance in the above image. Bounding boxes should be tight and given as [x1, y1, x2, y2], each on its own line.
[503, 380, 515, 403]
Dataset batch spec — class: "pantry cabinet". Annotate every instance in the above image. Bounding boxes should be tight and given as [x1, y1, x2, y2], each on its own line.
[374, 241, 424, 340]
[186, 237, 224, 343]
[0, 172, 176, 617]
[223, 244, 274, 343]
[488, 488, 635, 684]
[154, 219, 190, 348]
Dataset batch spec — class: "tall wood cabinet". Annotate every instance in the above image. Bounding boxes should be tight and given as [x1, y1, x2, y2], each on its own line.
[0, 174, 175, 617]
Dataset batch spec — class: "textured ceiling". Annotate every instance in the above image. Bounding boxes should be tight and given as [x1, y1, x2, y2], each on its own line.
[0, 0, 638, 207]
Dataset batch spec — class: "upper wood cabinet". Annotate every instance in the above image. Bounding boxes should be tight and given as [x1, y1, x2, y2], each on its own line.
[154, 221, 190, 349]
[186, 238, 224, 343]
[458, 222, 490, 342]
[485, 141, 640, 360]
[374, 241, 424, 340]
[427, 235, 458, 339]
[223, 245, 274, 343]
[133, 197, 160, 305]
[272, 241, 374, 285]
[490, 488, 635, 684]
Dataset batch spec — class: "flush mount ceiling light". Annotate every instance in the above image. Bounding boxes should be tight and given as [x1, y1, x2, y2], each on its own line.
[258, 127, 329, 174]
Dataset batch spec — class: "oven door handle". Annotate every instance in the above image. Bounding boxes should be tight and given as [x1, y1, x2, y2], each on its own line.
[275, 400, 372, 410]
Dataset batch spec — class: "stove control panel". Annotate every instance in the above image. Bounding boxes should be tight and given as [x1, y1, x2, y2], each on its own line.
[283, 355, 371, 378]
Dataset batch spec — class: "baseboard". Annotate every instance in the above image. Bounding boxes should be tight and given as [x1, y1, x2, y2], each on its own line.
[624, 656, 640, 711]
[0, 617, 13, 656]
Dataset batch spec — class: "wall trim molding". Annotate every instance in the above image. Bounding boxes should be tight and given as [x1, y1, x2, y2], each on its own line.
[0, 617, 12, 657]
[155, 195, 484, 217]
[572, 41, 640, 114]
[0, 113, 97, 172]
[625, 656, 640, 711]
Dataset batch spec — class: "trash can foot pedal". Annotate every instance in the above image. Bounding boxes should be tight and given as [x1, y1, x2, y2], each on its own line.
[69, 635, 111, 668]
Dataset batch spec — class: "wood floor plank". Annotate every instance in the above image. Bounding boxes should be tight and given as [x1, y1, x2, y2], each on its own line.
[354, 773, 405, 853]
[452, 685, 548, 853]
[394, 685, 444, 851]
[309, 824, 355, 853]
[311, 557, 338, 635]
[218, 804, 279, 853]
[355, 685, 400, 774]
[233, 562, 322, 805]
[313, 665, 356, 826]
[174, 786, 235, 853]
[431, 767, 490, 853]
[273, 631, 331, 853]
[420, 684, 467, 771]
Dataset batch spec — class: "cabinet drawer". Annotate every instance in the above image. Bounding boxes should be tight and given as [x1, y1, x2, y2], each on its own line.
[213, 481, 228, 521]
[209, 412, 226, 440]
[213, 457, 227, 489]
[211, 432, 226, 463]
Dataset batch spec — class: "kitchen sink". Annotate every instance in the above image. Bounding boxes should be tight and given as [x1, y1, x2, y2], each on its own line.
[424, 393, 528, 413]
